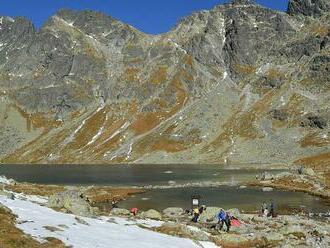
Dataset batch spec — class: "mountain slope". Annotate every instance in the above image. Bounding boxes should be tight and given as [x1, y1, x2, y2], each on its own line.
[0, 0, 329, 173]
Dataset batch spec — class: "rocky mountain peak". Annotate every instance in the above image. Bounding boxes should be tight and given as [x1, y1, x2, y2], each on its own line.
[230, 0, 256, 5]
[287, 0, 330, 16]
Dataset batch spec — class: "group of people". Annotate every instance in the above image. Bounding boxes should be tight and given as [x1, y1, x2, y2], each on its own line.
[190, 206, 234, 232]
[261, 200, 276, 217]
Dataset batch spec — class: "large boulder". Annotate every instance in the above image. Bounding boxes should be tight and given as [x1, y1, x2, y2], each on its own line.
[199, 207, 221, 223]
[213, 234, 249, 247]
[162, 207, 184, 218]
[140, 209, 162, 220]
[47, 190, 95, 217]
[110, 208, 130, 216]
[156, 223, 209, 241]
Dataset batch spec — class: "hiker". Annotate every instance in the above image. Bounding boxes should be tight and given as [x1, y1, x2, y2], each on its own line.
[191, 207, 200, 223]
[217, 209, 231, 232]
[199, 205, 206, 215]
[261, 202, 268, 217]
[130, 207, 138, 216]
[268, 200, 276, 217]
[111, 198, 119, 208]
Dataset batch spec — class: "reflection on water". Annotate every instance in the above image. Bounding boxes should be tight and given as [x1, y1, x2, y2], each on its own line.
[119, 186, 330, 214]
[0, 164, 284, 186]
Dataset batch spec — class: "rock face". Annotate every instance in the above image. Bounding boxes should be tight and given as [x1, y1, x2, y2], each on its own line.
[0, 1, 329, 168]
[140, 209, 162, 220]
[47, 190, 95, 217]
[288, 0, 330, 16]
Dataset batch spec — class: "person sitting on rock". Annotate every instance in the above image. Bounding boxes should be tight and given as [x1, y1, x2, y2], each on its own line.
[217, 209, 231, 232]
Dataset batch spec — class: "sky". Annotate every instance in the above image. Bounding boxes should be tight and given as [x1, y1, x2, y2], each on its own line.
[0, 0, 289, 34]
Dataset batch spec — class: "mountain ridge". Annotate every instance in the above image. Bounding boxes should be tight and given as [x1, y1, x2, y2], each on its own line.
[0, 0, 328, 177]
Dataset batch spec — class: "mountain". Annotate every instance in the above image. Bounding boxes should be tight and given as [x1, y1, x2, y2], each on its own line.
[0, 0, 329, 171]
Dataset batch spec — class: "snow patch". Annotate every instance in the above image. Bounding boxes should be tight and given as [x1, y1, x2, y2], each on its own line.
[86, 126, 104, 146]
[0, 196, 214, 248]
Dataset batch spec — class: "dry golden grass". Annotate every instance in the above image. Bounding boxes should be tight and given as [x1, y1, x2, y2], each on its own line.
[233, 64, 256, 75]
[310, 23, 329, 37]
[84, 187, 144, 204]
[149, 66, 168, 84]
[300, 132, 330, 147]
[295, 152, 330, 172]
[123, 67, 140, 82]
[4, 183, 65, 197]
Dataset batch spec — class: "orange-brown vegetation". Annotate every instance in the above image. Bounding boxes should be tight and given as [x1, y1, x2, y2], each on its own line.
[4, 183, 64, 197]
[207, 90, 275, 150]
[294, 152, 330, 172]
[149, 66, 168, 84]
[233, 64, 256, 75]
[84, 187, 144, 204]
[309, 23, 329, 37]
[300, 132, 330, 147]
[123, 67, 140, 82]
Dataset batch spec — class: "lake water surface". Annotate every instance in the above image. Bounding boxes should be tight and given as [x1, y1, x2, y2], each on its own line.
[1, 164, 328, 213]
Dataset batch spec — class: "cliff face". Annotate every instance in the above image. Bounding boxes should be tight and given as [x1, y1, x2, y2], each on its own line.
[0, 1, 329, 168]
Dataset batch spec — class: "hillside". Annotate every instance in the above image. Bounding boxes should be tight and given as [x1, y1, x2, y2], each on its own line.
[0, 0, 329, 175]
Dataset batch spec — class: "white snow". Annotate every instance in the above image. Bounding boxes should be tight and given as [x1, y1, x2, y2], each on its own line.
[0, 175, 13, 185]
[0, 195, 216, 248]
[86, 126, 104, 146]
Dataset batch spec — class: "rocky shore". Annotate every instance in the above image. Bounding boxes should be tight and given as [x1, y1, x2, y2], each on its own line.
[1, 175, 329, 247]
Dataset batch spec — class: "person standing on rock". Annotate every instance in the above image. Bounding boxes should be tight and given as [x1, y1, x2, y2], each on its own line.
[268, 200, 276, 217]
[191, 207, 200, 223]
[217, 209, 231, 232]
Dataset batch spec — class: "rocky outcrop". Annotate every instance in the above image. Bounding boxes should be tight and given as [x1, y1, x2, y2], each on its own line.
[140, 209, 162, 220]
[47, 190, 96, 217]
[288, 0, 330, 16]
[0, 0, 329, 171]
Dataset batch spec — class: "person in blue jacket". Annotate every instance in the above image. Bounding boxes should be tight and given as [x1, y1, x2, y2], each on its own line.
[217, 209, 231, 232]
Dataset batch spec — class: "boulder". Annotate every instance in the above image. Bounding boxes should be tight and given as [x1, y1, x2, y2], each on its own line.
[213, 233, 249, 246]
[256, 172, 274, 181]
[262, 187, 274, 192]
[267, 232, 285, 241]
[157, 223, 209, 241]
[110, 208, 130, 216]
[0, 175, 15, 185]
[47, 190, 95, 217]
[162, 207, 184, 218]
[226, 208, 240, 217]
[140, 209, 162, 220]
[199, 207, 221, 223]
[281, 224, 305, 235]
[304, 168, 316, 177]
[0, 190, 15, 200]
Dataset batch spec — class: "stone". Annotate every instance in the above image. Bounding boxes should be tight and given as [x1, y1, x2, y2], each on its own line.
[47, 190, 95, 217]
[262, 187, 274, 192]
[110, 208, 130, 216]
[162, 208, 184, 218]
[140, 209, 162, 220]
[304, 168, 316, 177]
[199, 207, 221, 223]
[226, 208, 240, 217]
[213, 233, 249, 246]
[267, 232, 285, 241]
[0, 190, 15, 200]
